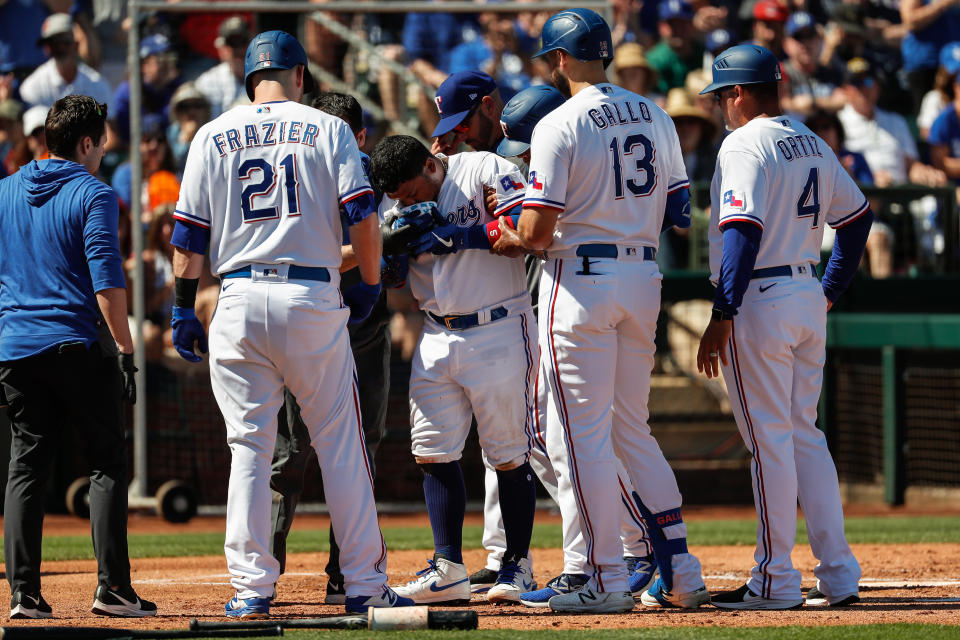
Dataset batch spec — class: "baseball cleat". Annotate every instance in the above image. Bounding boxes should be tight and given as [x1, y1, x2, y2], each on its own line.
[711, 584, 803, 610]
[625, 554, 658, 596]
[548, 585, 635, 613]
[224, 594, 270, 619]
[344, 586, 415, 613]
[92, 585, 157, 618]
[392, 557, 471, 604]
[10, 591, 53, 619]
[487, 555, 537, 604]
[805, 584, 860, 607]
[468, 567, 499, 594]
[640, 577, 711, 609]
[520, 573, 589, 608]
[325, 575, 346, 605]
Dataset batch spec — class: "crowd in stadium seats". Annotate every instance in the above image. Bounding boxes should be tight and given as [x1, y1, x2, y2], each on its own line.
[1, 0, 959, 357]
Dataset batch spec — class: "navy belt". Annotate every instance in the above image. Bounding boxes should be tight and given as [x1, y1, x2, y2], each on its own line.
[222, 265, 331, 282]
[751, 264, 817, 279]
[427, 306, 508, 331]
[575, 244, 656, 260]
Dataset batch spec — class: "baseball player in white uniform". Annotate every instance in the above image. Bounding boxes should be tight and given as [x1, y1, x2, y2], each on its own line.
[485, 85, 658, 606]
[514, 9, 710, 613]
[168, 31, 414, 618]
[369, 135, 538, 605]
[696, 44, 870, 610]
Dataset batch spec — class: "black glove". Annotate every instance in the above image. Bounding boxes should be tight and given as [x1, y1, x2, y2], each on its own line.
[381, 202, 445, 256]
[117, 352, 137, 405]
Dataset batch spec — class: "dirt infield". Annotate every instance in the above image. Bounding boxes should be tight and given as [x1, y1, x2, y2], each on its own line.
[2, 512, 959, 630]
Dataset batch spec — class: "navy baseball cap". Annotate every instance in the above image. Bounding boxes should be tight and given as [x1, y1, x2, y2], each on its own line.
[941, 41, 960, 77]
[497, 85, 566, 158]
[140, 34, 172, 60]
[659, 0, 693, 21]
[786, 12, 817, 38]
[432, 70, 498, 138]
[706, 29, 734, 54]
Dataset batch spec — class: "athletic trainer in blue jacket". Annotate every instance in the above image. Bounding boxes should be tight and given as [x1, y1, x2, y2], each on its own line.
[0, 94, 157, 619]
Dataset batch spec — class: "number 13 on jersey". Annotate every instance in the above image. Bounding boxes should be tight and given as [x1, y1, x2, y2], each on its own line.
[609, 133, 657, 199]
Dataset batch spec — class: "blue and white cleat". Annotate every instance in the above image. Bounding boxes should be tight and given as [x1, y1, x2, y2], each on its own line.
[519, 573, 589, 608]
[392, 557, 471, 605]
[344, 586, 416, 613]
[640, 577, 710, 609]
[487, 555, 537, 604]
[224, 595, 270, 619]
[625, 554, 658, 596]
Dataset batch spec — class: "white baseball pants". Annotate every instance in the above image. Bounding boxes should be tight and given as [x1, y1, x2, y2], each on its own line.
[721, 273, 860, 600]
[208, 271, 388, 599]
[538, 256, 704, 594]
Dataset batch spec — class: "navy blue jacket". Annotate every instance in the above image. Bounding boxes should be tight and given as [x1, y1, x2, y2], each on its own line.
[0, 159, 126, 360]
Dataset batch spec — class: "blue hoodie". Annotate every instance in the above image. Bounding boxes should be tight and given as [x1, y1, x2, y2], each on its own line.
[0, 159, 126, 360]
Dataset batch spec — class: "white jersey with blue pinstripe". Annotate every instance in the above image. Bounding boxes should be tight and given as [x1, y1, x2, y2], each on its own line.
[708, 116, 869, 283]
[174, 100, 372, 276]
[523, 83, 688, 254]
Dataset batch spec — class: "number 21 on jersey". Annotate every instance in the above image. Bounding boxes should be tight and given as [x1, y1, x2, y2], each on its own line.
[238, 153, 301, 223]
[609, 133, 657, 199]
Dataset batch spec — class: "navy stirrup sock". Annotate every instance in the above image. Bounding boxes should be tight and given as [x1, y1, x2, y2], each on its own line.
[421, 462, 466, 564]
[496, 461, 536, 560]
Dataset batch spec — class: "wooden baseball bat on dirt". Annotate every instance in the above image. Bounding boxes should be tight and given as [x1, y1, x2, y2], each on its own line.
[0, 627, 282, 640]
[190, 607, 478, 631]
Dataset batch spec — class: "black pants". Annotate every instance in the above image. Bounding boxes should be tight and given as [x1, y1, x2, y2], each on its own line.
[269, 323, 390, 578]
[0, 344, 130, 595]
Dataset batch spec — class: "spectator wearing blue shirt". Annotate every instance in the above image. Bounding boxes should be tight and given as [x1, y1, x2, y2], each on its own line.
[448, 16, 531, 94]
[929, 42, 960, 182]
[0, 94, 156, 620]
[109, 34, 181, 146]
[900, 0, 960, 114]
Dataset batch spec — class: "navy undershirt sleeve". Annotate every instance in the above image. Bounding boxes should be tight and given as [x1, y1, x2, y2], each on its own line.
[822, 209, 873, 303]
[663, 187, 692, 232]
[171, 220, 211, 255]
[713, 221, 762, 315]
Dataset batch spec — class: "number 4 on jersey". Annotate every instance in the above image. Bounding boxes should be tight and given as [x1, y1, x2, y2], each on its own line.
[796, 167, 820, 228]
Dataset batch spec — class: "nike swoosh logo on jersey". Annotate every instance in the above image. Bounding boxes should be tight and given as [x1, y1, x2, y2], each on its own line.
[433, 233, 453, 248]
[429, 578, 469, 592]
[759, 283, 778, 292]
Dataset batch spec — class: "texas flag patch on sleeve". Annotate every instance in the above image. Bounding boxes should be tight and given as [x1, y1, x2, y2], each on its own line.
[722, 189, 745, 211]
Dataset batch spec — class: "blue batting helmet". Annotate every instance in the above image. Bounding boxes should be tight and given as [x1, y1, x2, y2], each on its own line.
[533, 9, 613, 68]
[244, 30, 316, 100]
[700, 44, 782, 95]
[496, 86, 566, 158]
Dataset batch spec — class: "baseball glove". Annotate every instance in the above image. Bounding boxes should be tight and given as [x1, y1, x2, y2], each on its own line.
[381, 201, 444, 256]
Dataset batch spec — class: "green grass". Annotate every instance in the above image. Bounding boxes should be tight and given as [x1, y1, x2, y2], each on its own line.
[279, 625, 960, 639]
[4, 515, 958, 562]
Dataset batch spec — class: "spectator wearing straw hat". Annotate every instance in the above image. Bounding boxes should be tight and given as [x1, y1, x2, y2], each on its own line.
[612, 43, 660, 104]
[194, 17, 250, 117]
[20, 14, 112, 110]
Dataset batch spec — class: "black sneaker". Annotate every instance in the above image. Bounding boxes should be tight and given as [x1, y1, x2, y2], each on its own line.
[469, 567, 499, 594]
[325, 575, 346, 605]
[10, 591, 52, 619]
[91, 585, 157, 617]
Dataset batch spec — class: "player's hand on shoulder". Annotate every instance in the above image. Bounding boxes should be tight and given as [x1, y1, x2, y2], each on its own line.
[171, 306, 208, 363]
[343, 281, 382, 324]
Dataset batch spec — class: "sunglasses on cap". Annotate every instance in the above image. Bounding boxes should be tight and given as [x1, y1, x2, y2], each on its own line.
[452, 101, 482, 134]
